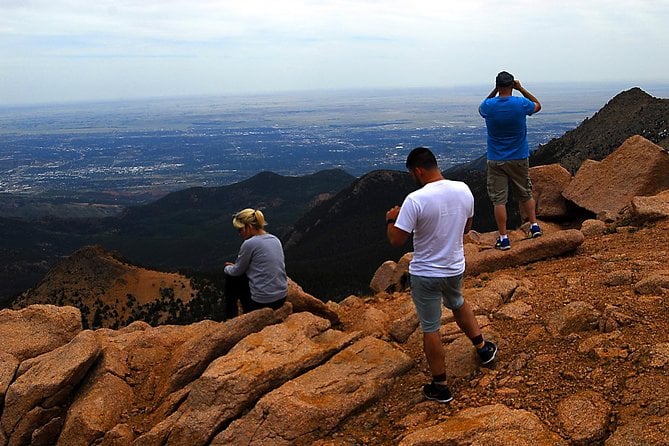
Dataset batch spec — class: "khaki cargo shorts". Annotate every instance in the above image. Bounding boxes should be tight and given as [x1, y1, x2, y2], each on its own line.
[486, 158, 533, 206]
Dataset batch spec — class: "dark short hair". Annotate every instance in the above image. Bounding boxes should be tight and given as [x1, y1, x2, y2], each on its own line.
[406, 147, 438, 170]
[496, 71, 514, 87]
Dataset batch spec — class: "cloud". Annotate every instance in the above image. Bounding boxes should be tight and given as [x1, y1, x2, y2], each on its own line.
[0, 0, 667, 103]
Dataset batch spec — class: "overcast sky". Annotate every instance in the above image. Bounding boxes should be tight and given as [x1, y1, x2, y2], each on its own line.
[1, 0, 668, 105]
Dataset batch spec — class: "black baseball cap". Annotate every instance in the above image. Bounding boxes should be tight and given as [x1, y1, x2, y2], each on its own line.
[496, 71, 514, 87]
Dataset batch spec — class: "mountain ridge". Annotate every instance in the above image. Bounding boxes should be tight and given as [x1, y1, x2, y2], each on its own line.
[531, 87, 669, 172]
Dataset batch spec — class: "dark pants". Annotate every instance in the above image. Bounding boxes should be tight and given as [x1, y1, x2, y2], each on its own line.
[224, 273, 286, 319]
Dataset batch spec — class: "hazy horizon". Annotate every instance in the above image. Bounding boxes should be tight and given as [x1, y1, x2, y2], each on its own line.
[2, 80, 668, 112]
[4, 82, 666, 202]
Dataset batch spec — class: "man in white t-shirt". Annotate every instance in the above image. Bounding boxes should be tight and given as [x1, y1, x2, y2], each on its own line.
[386, 147, 497, 403]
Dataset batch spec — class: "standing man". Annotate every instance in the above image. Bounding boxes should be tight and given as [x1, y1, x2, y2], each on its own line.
[386, 147, 497, 403]
[479, 71, 542, 250]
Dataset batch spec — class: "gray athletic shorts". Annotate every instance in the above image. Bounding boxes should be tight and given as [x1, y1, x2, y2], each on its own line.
[487, 158, 533, 206]
[410, 273, 465, 333]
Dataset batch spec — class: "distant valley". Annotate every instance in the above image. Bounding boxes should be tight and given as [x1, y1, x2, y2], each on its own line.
[0, 84, 633, 208]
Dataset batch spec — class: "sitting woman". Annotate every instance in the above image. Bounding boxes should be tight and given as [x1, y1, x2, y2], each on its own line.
[224, 208, 288, 318]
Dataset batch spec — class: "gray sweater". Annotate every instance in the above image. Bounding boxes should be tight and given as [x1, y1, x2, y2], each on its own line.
[224, 233, 288, 303]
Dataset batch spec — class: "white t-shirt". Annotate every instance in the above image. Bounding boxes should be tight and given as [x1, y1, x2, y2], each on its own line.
[395, 179, 474, 277]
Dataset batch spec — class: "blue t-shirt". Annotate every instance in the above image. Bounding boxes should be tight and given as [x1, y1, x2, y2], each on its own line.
[479, 96, 537, 161]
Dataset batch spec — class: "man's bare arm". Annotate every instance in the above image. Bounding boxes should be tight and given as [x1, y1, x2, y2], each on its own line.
[514, 80, 541, 113]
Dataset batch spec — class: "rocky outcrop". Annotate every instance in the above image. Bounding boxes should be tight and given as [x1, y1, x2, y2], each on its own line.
[211, 336, 413, 445]
[399, 404, 568, 445]
[2, 330, 100, 445]
[0, 305, 82, 362]
[563, 135, 669, 216]
[0, 305, 298, 445]
[466, 229, 585, 276]
[153, 312, 361, 446]
[0, 300, 414, 445]
[529, 163, 573, 219]
[629, 189, 669, 222]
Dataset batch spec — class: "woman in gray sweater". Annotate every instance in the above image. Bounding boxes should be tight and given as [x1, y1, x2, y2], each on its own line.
[224, 208, 288, 318]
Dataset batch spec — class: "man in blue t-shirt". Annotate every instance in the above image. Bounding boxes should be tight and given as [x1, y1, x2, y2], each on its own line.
[479, 71, 542, 250]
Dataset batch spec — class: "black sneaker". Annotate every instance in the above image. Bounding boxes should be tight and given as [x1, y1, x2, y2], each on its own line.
[422, 382, 453, 403]
[477, 340, 498, 365]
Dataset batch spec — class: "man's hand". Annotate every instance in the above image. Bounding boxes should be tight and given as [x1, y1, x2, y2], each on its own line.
[386, 205, 409, 247]
[513, 80, 541, 113]
[386, 205, 400, 222]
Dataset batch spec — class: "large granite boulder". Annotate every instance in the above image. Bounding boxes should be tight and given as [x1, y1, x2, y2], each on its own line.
[466, 229, 585, 276]
[529, 163, 573, 219]
[563, 135, 669, 216]
[398, 404, 567, 445]
[211, 336, 413, 445]
[0, 305, 82, 362]
[143, 312, 362, 446]
[2, 330, 101, 445]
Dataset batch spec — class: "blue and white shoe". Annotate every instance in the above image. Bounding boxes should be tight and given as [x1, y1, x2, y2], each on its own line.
[530, 224, 542, 238]
[494, 237, 511, 250]
[478, 340, 498, 365]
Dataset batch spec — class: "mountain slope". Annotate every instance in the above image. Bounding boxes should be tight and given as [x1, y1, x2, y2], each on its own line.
[284, 170, 416, 300]
[106, 168, 355, 270]
[13, 245, 200, 329]
[531, 87, 669, 172]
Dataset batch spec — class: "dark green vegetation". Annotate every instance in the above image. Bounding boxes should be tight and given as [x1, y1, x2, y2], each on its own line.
[106, 169, 355, 271]
[284, 170, 417, 299]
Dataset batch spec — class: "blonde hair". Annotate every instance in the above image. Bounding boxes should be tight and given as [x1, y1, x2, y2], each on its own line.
[232, 208, 266, 230]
